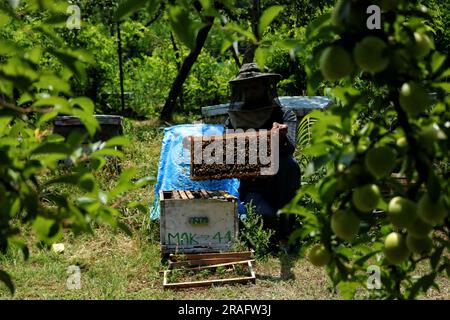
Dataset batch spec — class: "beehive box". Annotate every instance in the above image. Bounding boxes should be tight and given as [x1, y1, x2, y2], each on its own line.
[159, 190, 238, 255]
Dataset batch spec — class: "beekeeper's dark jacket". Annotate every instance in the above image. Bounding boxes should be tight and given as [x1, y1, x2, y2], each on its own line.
[224, 105, 301, 222]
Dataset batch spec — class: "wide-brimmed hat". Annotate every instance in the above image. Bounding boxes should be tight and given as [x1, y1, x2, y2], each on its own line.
[229, 63, 281, 84]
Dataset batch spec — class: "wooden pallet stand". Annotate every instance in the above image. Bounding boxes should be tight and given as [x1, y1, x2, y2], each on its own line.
[163, 261, 256, 290]
[163, 251, 256, 289]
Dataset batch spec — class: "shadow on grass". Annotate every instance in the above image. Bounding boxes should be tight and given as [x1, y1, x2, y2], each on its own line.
[256, 253, 297, 282]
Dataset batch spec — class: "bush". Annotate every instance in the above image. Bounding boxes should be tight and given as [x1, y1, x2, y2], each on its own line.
[238, 202, 275, 261]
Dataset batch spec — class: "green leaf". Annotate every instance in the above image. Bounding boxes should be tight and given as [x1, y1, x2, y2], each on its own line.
[128, 202, 148, 213]
[258, 5, 283, 37]
[32, 97, 71, 113]
[49, 49, 90, 81]
[437, 68, 450, 80]
[302, 142, 330, 157]
[223, 23, 257, 43]
[44, 173, 84, 187]
[432, 82, 450, 92]
[354, 250, 379, 267]
[105, 136, 128, 148]
[0, 11, 11, 27]
[431, 52, 446, 74]
[254, 47, 268, 70]
[32, 216, 55, 239]
[337, 281, 359, 300]
[305, 13, 331, 41]
[168, 6, 205, 51]
[32, 142, 71, 155]
[430, 246, 444, 270]
[69, 97, 94, 114]
[70, 109, 99, 137]
[36, 110, 59, 127]
[109, 168, 136, 199]
[116, 0, 150, 21]
[0, 39, 18, 55]
[90, 148, 124, 158]
[0, 270, 14, 295]
[319, 177, 338, 203]
[305, 153, 334, 177]
[408, 273, 436, 299]
[427, 171, 441, 202]
[79, 173, 96, 193]
[220, 33, 236, 54]
[0, 116, 13, 135]
[277, 39, 301, 50]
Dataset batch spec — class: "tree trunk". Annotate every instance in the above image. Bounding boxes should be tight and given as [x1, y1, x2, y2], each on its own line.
[170, 32, 185, 110]
[117, 22, 125, 116]
[243, 0, 261, 64]
[160, 20, 214, 121]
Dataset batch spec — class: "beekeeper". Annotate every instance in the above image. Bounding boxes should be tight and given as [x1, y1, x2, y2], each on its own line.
[224, 63, 301, 242]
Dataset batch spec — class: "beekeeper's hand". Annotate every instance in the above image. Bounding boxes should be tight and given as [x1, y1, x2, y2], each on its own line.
[272, 122, 288, 135]
[182, 136, 192, 150]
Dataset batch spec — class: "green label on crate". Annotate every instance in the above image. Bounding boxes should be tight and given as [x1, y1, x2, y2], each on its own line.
[189, 217, 209, 225]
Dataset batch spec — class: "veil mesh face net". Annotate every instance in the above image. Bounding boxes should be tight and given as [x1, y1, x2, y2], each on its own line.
[229, 78, 280, 111]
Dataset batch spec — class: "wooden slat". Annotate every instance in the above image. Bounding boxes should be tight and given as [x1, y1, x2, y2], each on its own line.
[179, 190, 188, 199]
[169, 257, 253, 269]
[172, 190, 181, 200]
[210, 190, 221, 199]
[164, 275, 255, 289]
[172, 259, 254, 270]
[200, 189, 209, 199]
[163, 261, 255, 289]
[169, 251, 253, 262]
[185, 190, 195, 199]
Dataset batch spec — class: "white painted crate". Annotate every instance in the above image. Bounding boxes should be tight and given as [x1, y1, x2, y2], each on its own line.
[159, 190, 239, 255]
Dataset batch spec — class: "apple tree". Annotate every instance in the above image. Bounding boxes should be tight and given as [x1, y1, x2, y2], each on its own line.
[0, 0, 149, 294]
[283, 0, 449, 299]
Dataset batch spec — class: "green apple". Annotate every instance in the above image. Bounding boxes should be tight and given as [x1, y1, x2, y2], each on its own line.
[365, 146, 397, 178]
[417, 194, 447, 226]
[384, 232, 410, 265]
[399, 82, 430, 117]
[396, 137, 408, 149]
[308, 244, 331, 267]
[419, 124, 447, 145]
[352, 184, 381, 212]
[388, 197, 417, 229]
[406, 234, 432, 254]
[332, 0, 367, 30]
[407, 217, 433, 238]
[331, 209, 361, 241]
[320, 46, 354, 81]
[357, 144, 368, 154]
[354, 37, 389, 73]
[411, 32, 432, 59]
[332, 0, 350, 27]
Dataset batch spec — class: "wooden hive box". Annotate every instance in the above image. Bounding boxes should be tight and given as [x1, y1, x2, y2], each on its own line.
[159, 190, 239, 255]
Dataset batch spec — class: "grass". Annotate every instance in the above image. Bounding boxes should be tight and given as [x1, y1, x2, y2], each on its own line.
[0, 119, 449, 300]
[0, 228, 337, 299]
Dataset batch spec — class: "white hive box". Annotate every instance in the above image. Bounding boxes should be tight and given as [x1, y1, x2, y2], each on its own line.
[159, 190, 239, 255]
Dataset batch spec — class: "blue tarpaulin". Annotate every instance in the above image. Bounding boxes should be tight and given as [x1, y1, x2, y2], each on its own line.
[150, 124, 243, 220]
